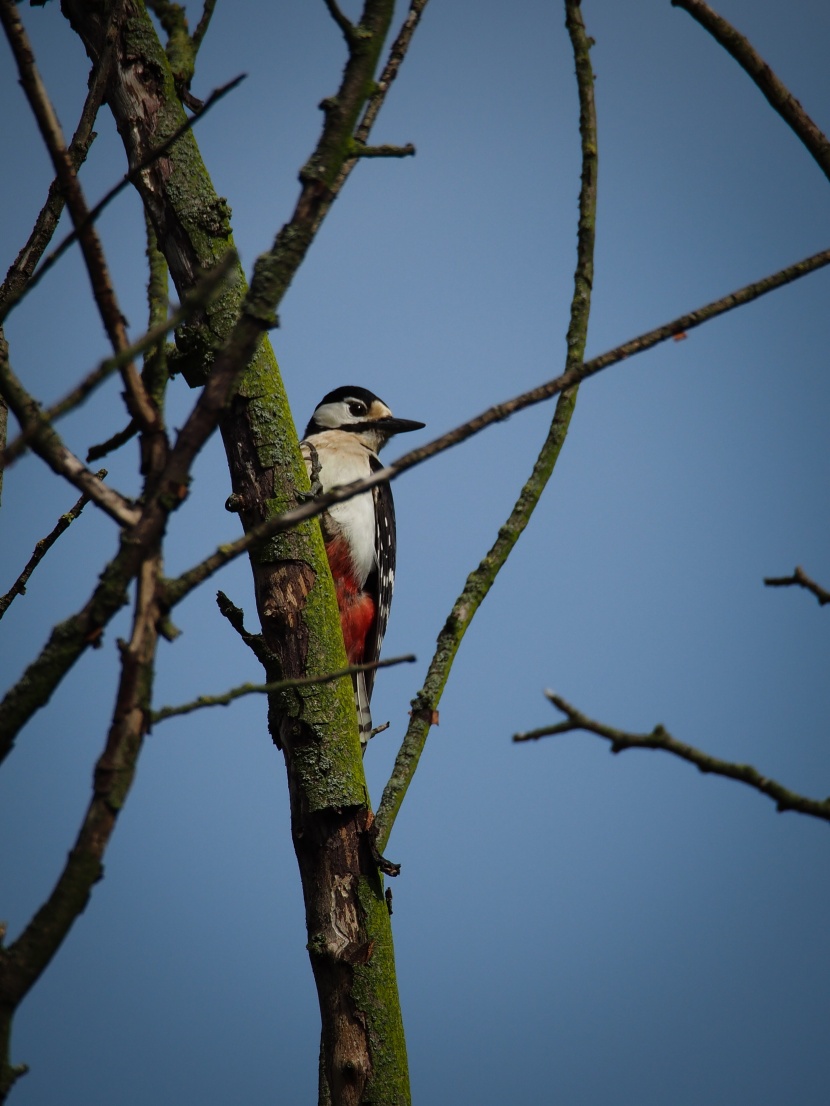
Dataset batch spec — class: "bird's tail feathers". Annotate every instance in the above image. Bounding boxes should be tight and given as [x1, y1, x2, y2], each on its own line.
[354, 671, 373, 753]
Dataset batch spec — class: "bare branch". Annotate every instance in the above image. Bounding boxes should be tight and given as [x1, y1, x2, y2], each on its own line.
[0, 0, 158, 433]
[0, 336, 138, 526]
[352, 142, 415, 158]
[515, 692, 830, 826]
[165, 203, 830, 615]
[0, 2, 119, 314]
[673, 0, 830, 184]
[0, 74, 245, 326]
[375, 0, 600, 850]
[0, 472, 106, 620]
[0, 391, 6, 507]
[151, 655, 416, 724]
[2, 250, 238, 466]
[86, 422, 137, 464]
[147, 0, 223, 105]
[323, 0, 357, 41]
[191, 0, 218, 54]
[354, 0, 429, 145]
[311, 0, 430, 237]
[0, 549, 164, 1062]
[764, 566, 830, 607]
[214, 589, 274, 667]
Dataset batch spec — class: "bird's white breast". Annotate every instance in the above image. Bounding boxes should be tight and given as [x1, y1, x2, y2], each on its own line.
[301, 432, 377, 586]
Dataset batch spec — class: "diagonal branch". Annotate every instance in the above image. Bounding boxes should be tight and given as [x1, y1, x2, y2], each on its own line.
[2, 250, 238, 466]
[0, 471, 106, 619]
[311, 0, 429, 238]
[0, 72, 244, 326]
[191, 0, 217, 54]
[375, 0, 599, 849]
[323, 0, 357, 42]
[764, 566, 830, 607]
[0, 547, 164, 1096]
[0, 336, 138, 526]
[354, 0, 428, 144]
[0, 3, 119, 315]
[0, 394, 6, 506]
[514, 691, 830, 826]
[164, 240, 830, 613]
[673, 0, 830, 184]
[0, 0, 157, 433]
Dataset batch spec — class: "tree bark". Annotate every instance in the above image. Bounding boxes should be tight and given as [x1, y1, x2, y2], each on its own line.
[60, 2, 410, 1100]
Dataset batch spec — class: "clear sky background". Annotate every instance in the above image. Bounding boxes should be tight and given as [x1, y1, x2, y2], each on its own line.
[1, 1, 829, 1103]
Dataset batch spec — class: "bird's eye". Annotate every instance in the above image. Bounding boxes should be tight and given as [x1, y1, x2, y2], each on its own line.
[348, 401, 367, 417]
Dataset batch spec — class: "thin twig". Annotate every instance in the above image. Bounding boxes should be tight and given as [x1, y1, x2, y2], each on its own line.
[353, 0, 428, 145]
[764, 566, 830, 607]
[215, 589, 273, 667]
[192, 0, 218, 53]
[673, 0, 830, 184]
[164, 241, 830, 612]
[0, 339, 139, 527]
[352, 142, 415, 158]
[0, 0, 157, 432]
[0, 74, 245, 325]
[0, 547, 165, 1053]
[0, 0, 120, 314]
[310, 0, 428, 237]
[2, 250, 237, 466]
[0, 471, 107, 619]
[514, 691, 830, 826]
[0, 390, 6, 507]
[323, 0, 356, 41]
[151, 655, 416, 724]
[86, 421, 137, 464]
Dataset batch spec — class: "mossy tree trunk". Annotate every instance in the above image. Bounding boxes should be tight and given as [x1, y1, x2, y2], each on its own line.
[60, 2, 410, 1101]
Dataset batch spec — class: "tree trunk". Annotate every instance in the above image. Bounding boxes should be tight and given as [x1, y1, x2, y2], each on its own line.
[61, 2, 410, 1100]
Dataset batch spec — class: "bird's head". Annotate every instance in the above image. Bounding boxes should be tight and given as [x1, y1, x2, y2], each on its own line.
[304, 386, 425, 452]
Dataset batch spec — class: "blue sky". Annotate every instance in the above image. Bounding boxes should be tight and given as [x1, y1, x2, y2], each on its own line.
[1, 1, 829, 1103]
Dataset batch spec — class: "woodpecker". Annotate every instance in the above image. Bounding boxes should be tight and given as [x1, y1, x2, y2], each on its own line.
[300, 386, 425, 747]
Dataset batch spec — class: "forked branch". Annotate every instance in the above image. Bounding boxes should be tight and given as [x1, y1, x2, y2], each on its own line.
[0, 2, 119, 315]
[2, 251, 238, 466]
[514, 691, 830, 826]
[0, 0, 157, 431]
[764, 566, 830, 607]
[0, 336, 138, 526]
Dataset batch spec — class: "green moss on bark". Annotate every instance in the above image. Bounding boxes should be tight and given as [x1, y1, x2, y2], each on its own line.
[353, 876, 411, 1105]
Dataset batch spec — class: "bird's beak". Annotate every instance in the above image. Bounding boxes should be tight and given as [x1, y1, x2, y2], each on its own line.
[376, 417, 426, 435]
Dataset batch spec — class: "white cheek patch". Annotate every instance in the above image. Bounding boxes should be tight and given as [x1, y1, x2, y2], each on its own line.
[312, 401, 349, 429]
